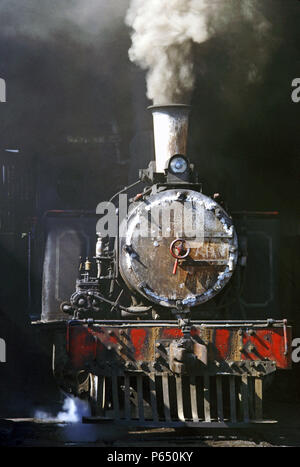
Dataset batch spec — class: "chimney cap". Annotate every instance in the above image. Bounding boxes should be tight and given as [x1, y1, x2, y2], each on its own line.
[148, 104, 191, 112]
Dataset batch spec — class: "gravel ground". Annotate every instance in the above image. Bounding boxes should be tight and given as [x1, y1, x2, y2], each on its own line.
[1, 400, 299, 447]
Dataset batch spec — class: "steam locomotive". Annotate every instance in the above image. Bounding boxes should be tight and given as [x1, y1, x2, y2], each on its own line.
[41, 105, 292, 427]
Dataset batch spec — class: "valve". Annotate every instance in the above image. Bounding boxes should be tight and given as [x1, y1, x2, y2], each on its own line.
[169, 238, 191, 275]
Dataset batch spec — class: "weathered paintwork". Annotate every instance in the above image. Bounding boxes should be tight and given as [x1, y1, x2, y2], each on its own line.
[66, 321, 292, 373]
[149, 104, 190, 173]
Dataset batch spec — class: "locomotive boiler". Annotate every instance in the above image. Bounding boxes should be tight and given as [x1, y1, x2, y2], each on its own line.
[47, 105, 292, 427]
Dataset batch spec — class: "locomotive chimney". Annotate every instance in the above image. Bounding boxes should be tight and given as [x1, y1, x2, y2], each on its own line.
[149, 104, 191, 173]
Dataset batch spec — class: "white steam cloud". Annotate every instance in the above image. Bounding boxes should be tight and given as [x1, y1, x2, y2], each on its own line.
[35, 396, 90, 423]
[126, 0, 272, 104]
[34, 395, 128, 444]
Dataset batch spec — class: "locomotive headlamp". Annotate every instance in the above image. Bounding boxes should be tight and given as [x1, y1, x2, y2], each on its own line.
[169, 155, 188, 174]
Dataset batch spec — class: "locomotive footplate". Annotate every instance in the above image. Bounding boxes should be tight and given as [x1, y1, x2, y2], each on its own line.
[51, 318, 292, 427]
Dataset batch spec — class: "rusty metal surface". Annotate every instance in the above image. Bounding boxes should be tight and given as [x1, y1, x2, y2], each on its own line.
[149, 104, 190, 173]
[82, 373, 274, 427]
[51, 318, 292, 428]
[65, 321, 292, 374]
[119, 189, 238, 308]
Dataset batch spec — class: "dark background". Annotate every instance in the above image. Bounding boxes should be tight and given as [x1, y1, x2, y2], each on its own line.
[0, 0, 299, 417]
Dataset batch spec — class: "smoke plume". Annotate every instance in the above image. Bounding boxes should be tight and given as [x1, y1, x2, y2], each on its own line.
[0, 0, 129, 42]
[126, 0, 272, 104]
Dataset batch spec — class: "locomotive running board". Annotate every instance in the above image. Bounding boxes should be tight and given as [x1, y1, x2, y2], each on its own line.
[83, 373, 277, 428]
